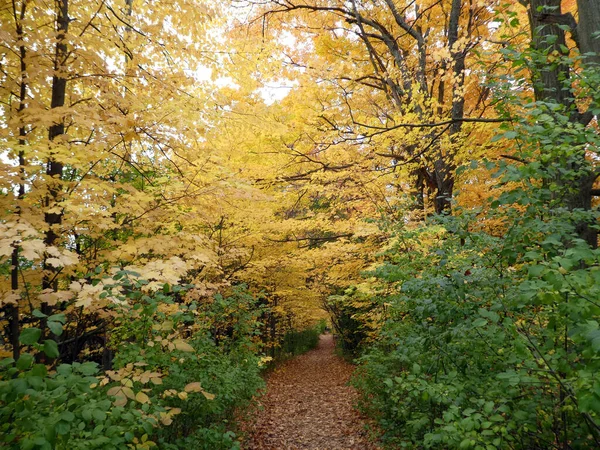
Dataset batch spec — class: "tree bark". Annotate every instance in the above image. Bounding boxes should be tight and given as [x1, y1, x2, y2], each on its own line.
[6, 0, 29, 361]
[526, 0, 599, 247]
[577, 0, 600, 66]
[528, 0, 573, 105]
[42, 0, 70, 321]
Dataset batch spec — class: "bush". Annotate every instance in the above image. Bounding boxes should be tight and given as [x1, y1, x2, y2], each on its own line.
[353, 215, 600, 449]
[0, 277, 266, 450]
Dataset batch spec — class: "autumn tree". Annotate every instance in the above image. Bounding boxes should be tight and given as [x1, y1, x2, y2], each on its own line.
[0, 0, 235, 363]
[234, 0, 504, 215]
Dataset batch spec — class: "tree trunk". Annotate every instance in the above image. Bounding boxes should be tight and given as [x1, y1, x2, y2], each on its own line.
[526, 0, 599, 248]
[42, 0, 69, 322]
[432, 0, 465, 215]
[6, 0, 30, 361]
[528, 0, 573, 106]
[577, 0, 600, 66]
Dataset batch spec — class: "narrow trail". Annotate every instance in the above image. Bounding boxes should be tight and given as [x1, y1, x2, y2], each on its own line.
[243, 334, 379, 450]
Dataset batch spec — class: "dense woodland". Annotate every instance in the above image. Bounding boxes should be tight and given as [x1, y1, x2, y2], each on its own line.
[1, 0, 600, 448]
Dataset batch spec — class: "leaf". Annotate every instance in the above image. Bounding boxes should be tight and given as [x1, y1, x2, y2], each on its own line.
[92, 410, 107, 422]
[122, 386, 135, 400]
[173, 339, 195, 352]
[48, 313, 66, 324]
[55, 421, 70, 435]
[78, 362, 99, 376]
[43, 340, 60, 359]
[114, 394, 127, 407]
[184, 382, 203, 393]
[472, 318, 487, 328]
[19, 327, 42, 345]
[136, 391, 150, 404]
[202, 391, 216, 401]
[48, 321, 63, 336]
[107, 386, 121, 396]
[32, 309, 47, 319]
[16, 353, 34, 370]
[60, 411, 75, 422]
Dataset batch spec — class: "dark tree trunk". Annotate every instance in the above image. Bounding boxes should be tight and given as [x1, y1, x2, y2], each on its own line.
[6, 0, 30, 361]
[433, 0, 465, 215]
[434, 165, 455, 215]
[42, 0, 69, 326]
[526, 0, 600, 248]
[577, 0, 600, 66]
[528, 0, 573, 106]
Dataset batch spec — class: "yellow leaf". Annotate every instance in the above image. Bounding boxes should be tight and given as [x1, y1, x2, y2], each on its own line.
[173, 339, 194, 352]
[202, 391, 216, 401]
[122, 386, 135, 400]
[184, 382, 202, 393]
[136, 391, 150, 404]
[107, 386, 121, 396]
[114, 393, 127, 407]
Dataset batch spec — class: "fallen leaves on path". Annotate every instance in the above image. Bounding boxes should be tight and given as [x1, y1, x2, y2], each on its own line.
[242, 334, 379, 450]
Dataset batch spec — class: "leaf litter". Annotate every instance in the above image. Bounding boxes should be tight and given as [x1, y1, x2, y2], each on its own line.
[242, 334, 379, 449]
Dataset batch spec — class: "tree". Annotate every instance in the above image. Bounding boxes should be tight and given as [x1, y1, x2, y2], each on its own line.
[519, 0, 600, 246]
[0, 0, 225, 363]
[236, 0, 502, 214]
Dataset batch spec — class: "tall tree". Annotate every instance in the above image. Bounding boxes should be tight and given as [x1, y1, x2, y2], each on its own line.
[239, 0, 501, 214]
[522, 0, 600, 246]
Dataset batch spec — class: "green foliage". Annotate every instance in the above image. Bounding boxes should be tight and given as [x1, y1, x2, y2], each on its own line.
[354, 214, 600, 448]
[279, 323, 322, 357]
[0, 359, 159, 449]
[110, 283, 265, 449]
[325, 288, 378, 356]
[0, 276, 266, 449]
[351, 34, 600, 450]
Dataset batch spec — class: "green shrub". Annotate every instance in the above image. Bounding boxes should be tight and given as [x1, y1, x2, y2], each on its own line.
[0, 277, 266, 450]
[279, 326, 320, 356]
[354, 214, 600, 449]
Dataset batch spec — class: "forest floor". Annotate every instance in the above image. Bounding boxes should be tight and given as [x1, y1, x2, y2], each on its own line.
[241, 334, 379, 450]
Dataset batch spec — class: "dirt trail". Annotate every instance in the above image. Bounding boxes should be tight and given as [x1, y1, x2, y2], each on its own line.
[243, 334, 378, 450]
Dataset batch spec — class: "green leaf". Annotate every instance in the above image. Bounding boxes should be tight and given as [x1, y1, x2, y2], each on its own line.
[78, 362, 99, 376]
[473, 318, 487, 328]
[19, 327, 42, 345]
[0, 358, 15, 367]
[55, 421, 70, 435]
[47, 314, 66, 324]
[32, 309, 47, 319]
[92, 409, 107, 422]
[43, 340, 60, 359]
[60, 411, 75, 422]
[31, 364, 47, 377]
[16, 353, 34, 370]
[47, 321, 63, 336]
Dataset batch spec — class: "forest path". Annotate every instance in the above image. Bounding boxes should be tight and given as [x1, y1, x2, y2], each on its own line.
[242, 334, 379, 450]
